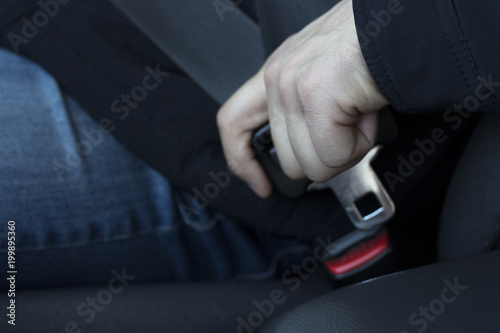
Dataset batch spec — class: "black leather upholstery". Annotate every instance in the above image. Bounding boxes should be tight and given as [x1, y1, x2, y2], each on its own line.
[262, 251, 500, 333]
[439, 113, 500, 261]
[2, 275, 330, 333]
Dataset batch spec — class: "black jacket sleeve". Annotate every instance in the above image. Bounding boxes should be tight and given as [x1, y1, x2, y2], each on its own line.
[353, 0, 500, 113]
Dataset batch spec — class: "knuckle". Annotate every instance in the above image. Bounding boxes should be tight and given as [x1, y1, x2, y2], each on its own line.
[278, 62, 296, 90]
[264, 61, 279, 90]
[216, 109, 232, 132]
[216, 104, 240, 131]
[296, 70, 321, 112]
[216, 110, 226, 128]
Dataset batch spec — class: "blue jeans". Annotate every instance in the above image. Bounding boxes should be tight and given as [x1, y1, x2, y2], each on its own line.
[0, 49, 306, 290]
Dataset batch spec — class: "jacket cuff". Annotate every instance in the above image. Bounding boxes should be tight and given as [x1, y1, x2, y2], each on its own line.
[352, 0, 494, 113]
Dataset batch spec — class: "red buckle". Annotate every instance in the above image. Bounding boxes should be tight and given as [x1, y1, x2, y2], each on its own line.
[325, 229, 389, 277]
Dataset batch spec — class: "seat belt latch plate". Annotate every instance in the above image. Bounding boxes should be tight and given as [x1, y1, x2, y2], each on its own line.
[309, 146, 395, 230]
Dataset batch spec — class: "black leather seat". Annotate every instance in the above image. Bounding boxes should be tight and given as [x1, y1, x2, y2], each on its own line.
[9, 251, 499, 333]
[3, 273, 331, 333]
[261, 113, 500, 333]
[262, 250, 500, 333]
[6, 115, 500, 333]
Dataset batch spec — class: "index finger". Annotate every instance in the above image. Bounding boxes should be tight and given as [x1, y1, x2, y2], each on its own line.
[217, 70, 273, 198]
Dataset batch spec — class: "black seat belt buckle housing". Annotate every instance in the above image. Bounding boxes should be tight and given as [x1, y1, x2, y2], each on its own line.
[322, 227, 391, 280]
[252, 122, 395, 280]
[252, 124, 310, 198]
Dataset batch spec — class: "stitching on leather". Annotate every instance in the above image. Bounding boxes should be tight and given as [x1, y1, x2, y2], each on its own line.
[353, 0, 391, 106]
[435, 0, 470, 94]
[362, 0, 408, 111]
[435, 0, 498, 112]
[447, 0, 500, 110]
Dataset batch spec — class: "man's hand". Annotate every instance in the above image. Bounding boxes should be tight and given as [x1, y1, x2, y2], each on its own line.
[217, 0, 388, 198]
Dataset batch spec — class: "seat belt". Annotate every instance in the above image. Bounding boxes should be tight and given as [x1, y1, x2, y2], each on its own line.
[108, 0, 475, 280]
[109, 0, 397, 227]
[108, 0, 265, 105]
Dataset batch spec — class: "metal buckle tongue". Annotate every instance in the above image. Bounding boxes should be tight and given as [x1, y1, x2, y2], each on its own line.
[308, 146, 395, 230]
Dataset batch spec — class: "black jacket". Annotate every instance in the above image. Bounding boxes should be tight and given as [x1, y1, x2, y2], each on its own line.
[354, 0, 500, 113]
[0, 0, 497, 242]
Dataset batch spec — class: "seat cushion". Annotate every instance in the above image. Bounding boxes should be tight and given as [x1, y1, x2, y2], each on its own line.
[262, 251, 500, 333]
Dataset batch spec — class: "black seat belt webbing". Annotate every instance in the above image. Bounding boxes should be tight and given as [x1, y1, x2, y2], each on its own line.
[109, 0, 265, 105]
[108, 0, 473, 234]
